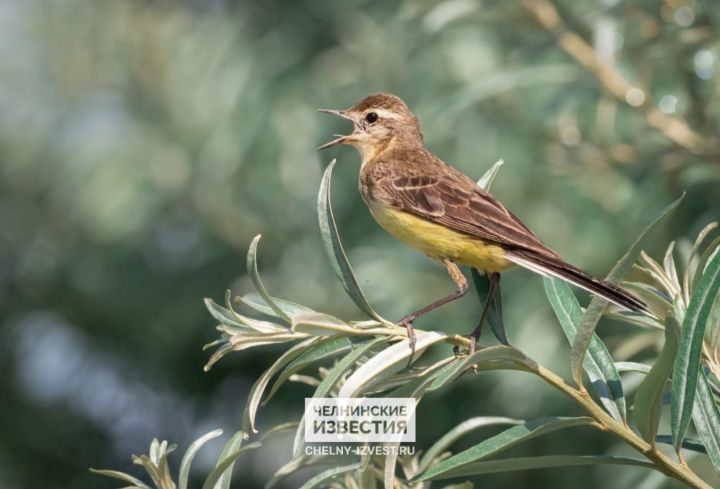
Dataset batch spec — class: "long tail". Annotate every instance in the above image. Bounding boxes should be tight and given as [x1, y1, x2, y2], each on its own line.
[506, 249, 649, 314]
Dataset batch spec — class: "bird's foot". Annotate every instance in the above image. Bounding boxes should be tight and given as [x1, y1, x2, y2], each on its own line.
[398, 315, 417, 367]
[452, 335, 478, 358]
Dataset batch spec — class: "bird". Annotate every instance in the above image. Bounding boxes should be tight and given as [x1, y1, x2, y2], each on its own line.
[318, 93, 648, 354]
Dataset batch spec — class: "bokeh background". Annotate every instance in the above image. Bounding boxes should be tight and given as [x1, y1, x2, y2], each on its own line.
[1, 0, 719, 488]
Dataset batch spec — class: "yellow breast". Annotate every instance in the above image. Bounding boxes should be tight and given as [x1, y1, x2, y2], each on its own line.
[367, 202, 513, 273]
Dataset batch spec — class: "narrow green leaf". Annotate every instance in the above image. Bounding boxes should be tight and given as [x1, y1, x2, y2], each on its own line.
[242, 338, 317, 433]
[635, 315, 679, 444]
[298, 463, 361, 489]
[418, 455, 654, 480]
[544, 277, 626, 421]
[239, 292, 315, 319]
[318, 159, 388, 323]
[693, 235, 720, 290]
[383, 364, 445, 489]
[691, 369, 720, 472]
[684, 222, 719, 298]
[672, 247, 720, 451]
[246, 235, 290, 323]
[615, 362, 651, 374]
[427, 345, 532, 392]
[338, 331, 448, 398]
[417, 417, 521, 474]
[292, 337, 389, 458]
[414, 417, 594, 481]
[655, 435, 708, 454]
[440, 483, 474, 489]
[291, 312, 387, 336]
[476, 159, 504, 191]
[290, 312, 351, 335]
[207, 431, 247, 489]
[89, 469, 151, 489]
[472, 269, 508, 345]
[571, 196, 683, 388]
[206, 294, 285, 334]
[264, 337, 351, 403]
[266, 456, 327, 489]
[205, 297, 252, 331]
[201, 442, 261, 489]
[178, 429, 223, 489]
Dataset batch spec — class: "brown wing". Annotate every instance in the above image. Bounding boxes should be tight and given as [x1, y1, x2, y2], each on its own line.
[378, 172, 648, 313]
[384, 174, 559, 258]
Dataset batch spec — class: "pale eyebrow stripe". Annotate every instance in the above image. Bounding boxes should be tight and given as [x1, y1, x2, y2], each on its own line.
[371, 108, 400, 120]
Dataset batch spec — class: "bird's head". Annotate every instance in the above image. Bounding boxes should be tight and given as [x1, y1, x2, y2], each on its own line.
[318, 93, 423, 159]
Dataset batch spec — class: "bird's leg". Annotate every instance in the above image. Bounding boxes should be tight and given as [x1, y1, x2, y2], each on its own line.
[463, 272, 500, 355]
[399, 259, 469, 364]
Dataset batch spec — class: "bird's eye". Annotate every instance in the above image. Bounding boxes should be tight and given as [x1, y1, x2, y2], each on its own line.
[365, 112, 379, 124]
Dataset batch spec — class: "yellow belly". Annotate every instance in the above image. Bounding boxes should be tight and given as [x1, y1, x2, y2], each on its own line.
[368, 202, 513, 273]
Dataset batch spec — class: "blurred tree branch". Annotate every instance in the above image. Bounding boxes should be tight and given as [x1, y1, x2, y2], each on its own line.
[522, 0, 716, 157]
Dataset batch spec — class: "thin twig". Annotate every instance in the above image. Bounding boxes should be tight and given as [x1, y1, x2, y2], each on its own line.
[522, 0, 712, 155]
[433, 334, 713, 488]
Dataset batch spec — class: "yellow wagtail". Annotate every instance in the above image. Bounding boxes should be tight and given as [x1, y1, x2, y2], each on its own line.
[318, 93, 647, 353]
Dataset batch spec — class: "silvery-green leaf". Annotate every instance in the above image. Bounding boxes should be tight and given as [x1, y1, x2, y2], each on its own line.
[417, 417, 521, 474]
[265, 456, 326, 489]
[247, 234, 290, 322]
[264, 336, 351, 402]
[655, 435, 708, 454]
[89, 469, 151, 489]
[417, 455, 653, 480]
[205, 297, 252, 331]
[672, 246, 720, 451]
[544, 277, 626, 421]
[338, 331, 448, 398]
[297, 463, 361, 489]
[615, 362, 651, 374]
[239, 292, 315, 319]
[472, 269, 508, 345]
[318, 159, 388, 323]
[476, 159, 504, 191]
[622, 281, 673, 307]
[227, 334, 301, 352]
[207, 431, 247, 489]
[178, 429, 223, 489]
[635, 315, 679, 444]
[691, 369, 720, 473]
[207, 295, 286, 334]
[414, 417, 594, 481]
[697, 236, 720, 278]
[428, 346, 532, 391]
[571, 196, 682, 389]
[685, 222, 718, 296]
[292, 337, 389, 458]
[291, 312, 358, 336]
[639, 251, 676, 297]
[663, 241, 682, 297]
[201, 442, 261, 489]
[242, 338, 318, 433]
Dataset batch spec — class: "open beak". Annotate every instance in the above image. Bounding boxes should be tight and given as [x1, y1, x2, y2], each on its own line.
[317, 108, 355, 150]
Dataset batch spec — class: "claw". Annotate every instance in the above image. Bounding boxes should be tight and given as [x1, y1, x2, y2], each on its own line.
[467, 335, 477, 356]
[452, 335, 478, 358]
[399, 316, 417, 368]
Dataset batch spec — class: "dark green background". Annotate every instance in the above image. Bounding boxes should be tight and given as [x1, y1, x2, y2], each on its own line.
[1, 0, 718, 487]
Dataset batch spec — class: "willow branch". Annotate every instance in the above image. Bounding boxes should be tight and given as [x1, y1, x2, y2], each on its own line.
[522, 0, 712, 155]
[429, 333, 712, 489]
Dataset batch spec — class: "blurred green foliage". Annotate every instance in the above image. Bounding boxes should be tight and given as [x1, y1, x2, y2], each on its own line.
[1, 0, 719, 488]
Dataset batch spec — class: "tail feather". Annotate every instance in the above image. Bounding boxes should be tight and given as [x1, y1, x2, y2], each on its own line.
[506, 250, 649, 314]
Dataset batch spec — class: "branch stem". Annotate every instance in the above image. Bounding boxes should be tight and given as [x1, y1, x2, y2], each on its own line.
[533, 363, 712, 489]
[431, 333, 711, 488]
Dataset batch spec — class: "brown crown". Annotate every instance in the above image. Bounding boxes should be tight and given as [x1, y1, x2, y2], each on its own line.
[350, 93, 410, 113]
